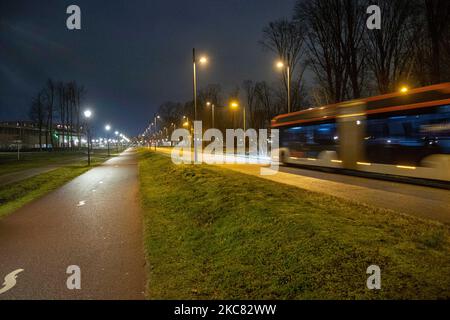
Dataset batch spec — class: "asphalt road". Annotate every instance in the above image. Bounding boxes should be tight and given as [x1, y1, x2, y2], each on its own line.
[0, 149, 146, 299]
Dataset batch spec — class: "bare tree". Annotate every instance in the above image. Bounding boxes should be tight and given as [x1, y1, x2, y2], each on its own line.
[75, 84, 85, 150]
[340, 0, 367, 99]
[198, 84, 222, 128]
[158, 102, 184, 127]
[29, 91, 46, 151]
[295, 0, 349, 103]
[43, 79, 55, 150]
[242, 80, 258, 129]
[363, 0, 418, 93]
[254, 81, 275, 128]
[416, 0, 450, 84]
[261, 19, 307, 112]
[57, 82, 66, 149]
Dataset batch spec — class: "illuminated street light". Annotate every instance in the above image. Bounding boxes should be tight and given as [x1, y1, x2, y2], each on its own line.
[154, 114, 160, 151]
[400, 86, 409, 93]
[83, 109, 93, 165]
[230, 100, 245, 130]
[105, 124, 111, 156]
[206, 101, 215, 129]
[192, 49, 209, 162]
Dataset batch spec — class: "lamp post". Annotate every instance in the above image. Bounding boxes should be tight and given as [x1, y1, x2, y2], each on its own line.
[105, 124, 111, 156]
[276, 61, 291, 113]
[115, 131, 119, 152]
[230, 101, 241, 130]
[192, 49, 208, 162]
[83, 109, 92, 166]
[206, 101, 215, 129]
[154, 115, 160, 151]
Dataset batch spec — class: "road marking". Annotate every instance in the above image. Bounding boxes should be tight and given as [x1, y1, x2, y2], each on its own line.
[77, 200, 86, 207]
[0, 269, 24, 295]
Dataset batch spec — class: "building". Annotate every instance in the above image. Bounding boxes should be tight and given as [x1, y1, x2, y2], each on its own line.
[0, 121, 86, 151]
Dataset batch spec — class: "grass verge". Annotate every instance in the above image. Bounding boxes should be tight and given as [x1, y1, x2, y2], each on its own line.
[0, 148, 124, 176]
[138, 150, 450, 299]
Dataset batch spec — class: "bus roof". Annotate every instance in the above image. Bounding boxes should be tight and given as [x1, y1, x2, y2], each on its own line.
[271, 83, 450, 128]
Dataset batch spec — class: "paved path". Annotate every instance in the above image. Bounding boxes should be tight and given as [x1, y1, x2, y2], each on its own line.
[0, 149, 145, 299]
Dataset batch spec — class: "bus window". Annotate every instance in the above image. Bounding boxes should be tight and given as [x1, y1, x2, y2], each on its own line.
[313, 123, 337, 145]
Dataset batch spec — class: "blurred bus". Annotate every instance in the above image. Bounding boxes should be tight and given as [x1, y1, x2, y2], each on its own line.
[272, 83, 450, 183]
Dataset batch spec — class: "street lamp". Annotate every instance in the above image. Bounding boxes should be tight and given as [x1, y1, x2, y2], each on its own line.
[276, 60, 291, 113]
[115, 131, 120, 152]
[154, 115, 160, 151]
[105, 124, 111, 157]
[83, 109, 92, 166]
[230, 100, 242, 130]
[206, 101, 216, 129]
[193, 49, 208, 162]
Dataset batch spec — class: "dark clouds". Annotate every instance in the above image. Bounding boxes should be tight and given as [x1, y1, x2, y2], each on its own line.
[0, 0, 296, 135]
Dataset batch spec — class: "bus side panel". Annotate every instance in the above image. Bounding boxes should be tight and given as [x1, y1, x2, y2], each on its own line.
[337, 104, 366, 170]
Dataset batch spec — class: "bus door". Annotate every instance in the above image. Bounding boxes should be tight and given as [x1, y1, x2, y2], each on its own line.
[337, 102, 367, 170]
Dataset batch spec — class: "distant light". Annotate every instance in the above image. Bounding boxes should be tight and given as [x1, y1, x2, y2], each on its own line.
[396, 165, 416, 170]
[199, 56, 208, 64]
[356, 120, 361, 125]
[400, 86, 409, 93]
[115, 131, 119, 135]
[276, 61, 285, 69]
[230, 101, 239, 109]
[206, 102, 211, 106]
[84, 110, 92, 118]
[105, 124, 111, 131]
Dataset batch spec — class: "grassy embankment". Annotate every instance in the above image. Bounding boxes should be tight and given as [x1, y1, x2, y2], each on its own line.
[0, 150, 118, 219]
[138, 149, 450, 299]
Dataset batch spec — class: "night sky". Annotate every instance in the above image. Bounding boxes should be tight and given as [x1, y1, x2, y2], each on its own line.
[0, 0, 297, 136]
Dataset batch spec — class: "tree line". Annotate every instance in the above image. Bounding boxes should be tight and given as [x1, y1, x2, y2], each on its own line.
[29, 79, 85, 150]
[152, 0, 450, 136]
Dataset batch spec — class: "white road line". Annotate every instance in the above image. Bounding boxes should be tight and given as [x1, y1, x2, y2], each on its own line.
[77, 200, 86, 207]
[0, 269, 24, 295]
